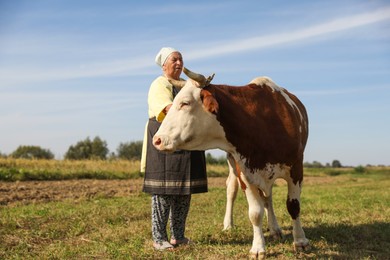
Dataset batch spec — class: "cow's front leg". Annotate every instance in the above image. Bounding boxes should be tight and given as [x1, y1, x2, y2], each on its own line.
[245, 184, 266, 259]
[286, 175, 309, 251]
[261, 190, 283, 240]
[223, 165, 239, 230]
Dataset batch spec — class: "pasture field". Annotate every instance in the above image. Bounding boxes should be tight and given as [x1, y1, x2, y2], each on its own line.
[0, 160, 389, 259]
[0, 158, 228, 181]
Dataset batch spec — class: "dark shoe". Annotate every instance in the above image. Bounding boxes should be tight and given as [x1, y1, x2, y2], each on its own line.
[170, 237, 193, 247]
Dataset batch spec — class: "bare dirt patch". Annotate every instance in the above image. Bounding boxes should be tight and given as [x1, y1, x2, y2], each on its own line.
[0, 176, 337, 206]
[0, 179, 143, 205]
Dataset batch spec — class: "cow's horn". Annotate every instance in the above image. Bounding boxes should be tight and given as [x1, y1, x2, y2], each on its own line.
[168, 78, 186, 88]
[205, 73, 215, 86]
[183, 67, 207, 85]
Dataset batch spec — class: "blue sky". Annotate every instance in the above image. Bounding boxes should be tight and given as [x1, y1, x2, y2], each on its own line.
[1, 0, 389, 166]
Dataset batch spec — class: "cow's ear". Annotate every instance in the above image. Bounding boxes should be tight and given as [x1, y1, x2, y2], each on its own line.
[200, 89, 219, 114]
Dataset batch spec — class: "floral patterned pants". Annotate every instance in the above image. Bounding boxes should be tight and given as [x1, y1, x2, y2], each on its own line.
[151, 194, 191, 243]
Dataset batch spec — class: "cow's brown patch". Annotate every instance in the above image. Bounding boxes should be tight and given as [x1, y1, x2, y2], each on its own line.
[203, 83, 308, 179]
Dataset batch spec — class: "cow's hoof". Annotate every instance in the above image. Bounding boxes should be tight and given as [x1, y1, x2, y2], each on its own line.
[293, 240, 310, 252]
[222, 225, 234, 231]
[250, 252, 266, 259]
[269, 229, 283, 240]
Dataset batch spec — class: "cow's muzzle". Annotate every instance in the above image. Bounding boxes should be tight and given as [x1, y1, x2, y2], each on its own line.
[153, 135, 175, 152]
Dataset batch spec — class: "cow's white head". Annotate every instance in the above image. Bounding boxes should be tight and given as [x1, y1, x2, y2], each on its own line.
[153, 68, 228, 152]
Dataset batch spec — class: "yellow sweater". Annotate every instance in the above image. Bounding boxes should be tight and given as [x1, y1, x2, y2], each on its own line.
[140, 76, 181, 172]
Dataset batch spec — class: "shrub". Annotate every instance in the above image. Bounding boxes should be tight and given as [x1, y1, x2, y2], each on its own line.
[354, 165, 366, 173]
[65, 136, 109, 160]
[116, 141, 143, 160]
[10, 145, 54, 160]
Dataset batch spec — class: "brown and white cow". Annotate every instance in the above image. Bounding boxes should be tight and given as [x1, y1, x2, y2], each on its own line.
[153, 68, 309, 259]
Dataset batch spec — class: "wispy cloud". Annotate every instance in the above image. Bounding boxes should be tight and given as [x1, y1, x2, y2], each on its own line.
[0, 57, 154, 87]
[0, 90, 145, 113]
[1, 6, 389, 86]
[185, 7, 390, 60]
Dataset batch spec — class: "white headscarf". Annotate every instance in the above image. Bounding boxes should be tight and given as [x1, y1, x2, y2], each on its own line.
[155, 47, 179, 67]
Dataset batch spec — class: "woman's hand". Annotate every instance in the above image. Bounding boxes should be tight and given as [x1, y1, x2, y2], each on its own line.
[164, 104, 172, 114]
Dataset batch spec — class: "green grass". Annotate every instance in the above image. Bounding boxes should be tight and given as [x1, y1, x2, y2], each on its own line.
[0, 158, 229, 181]
[1, 170, 389, 259]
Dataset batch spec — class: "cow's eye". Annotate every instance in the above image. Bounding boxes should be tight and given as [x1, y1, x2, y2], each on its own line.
[179, 101, 190, 109]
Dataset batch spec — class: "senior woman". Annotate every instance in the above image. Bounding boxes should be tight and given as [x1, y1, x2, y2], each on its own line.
[141, 47, 208, 250]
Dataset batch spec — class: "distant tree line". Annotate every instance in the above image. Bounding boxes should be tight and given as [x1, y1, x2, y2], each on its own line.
[205, 153, 228, 165]
[0, 136, 225, 164]
[304, 160, 342, 168]
[1, 138, 383, 167]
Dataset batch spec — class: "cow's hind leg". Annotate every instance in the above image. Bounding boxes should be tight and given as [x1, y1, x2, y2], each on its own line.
[261, 190, 283, 240]
[286, 162, 310, 251]
[223, 159, 239, 230]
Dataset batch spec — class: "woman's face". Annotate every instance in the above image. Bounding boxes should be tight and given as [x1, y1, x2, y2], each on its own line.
[163, 52, 183, 80]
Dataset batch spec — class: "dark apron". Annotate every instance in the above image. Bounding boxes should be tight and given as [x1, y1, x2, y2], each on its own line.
[142, 86, 207, 195]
